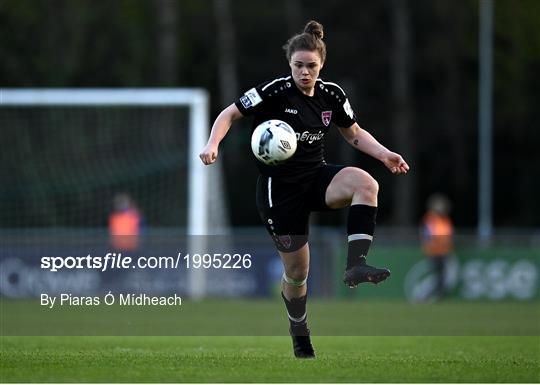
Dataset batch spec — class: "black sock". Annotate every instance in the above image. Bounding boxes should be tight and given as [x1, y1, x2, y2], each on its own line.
[281, 292, 307, 326]
[346, 204, 377, 269]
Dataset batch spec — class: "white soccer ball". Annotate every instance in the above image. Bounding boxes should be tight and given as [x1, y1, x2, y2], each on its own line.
[251, 120, 297, 166]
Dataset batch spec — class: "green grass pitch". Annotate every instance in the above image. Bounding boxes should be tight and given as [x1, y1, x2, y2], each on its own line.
[1, 300, 539, 382]
[1, 336, 539, 382]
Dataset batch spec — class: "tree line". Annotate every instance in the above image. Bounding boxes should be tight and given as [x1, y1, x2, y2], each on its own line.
[1, 0, 538, 228]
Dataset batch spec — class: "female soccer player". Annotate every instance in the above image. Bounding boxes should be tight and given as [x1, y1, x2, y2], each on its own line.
[200, 20, 409, 358]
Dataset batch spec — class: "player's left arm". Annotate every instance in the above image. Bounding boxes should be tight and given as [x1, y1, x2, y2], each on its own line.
[338, 123, 410, 174]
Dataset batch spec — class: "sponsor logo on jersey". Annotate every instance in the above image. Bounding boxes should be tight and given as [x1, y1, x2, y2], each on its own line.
[284, 108, 298, 114]
[321, 111, 332, 126]
[296, 130, 325, 144]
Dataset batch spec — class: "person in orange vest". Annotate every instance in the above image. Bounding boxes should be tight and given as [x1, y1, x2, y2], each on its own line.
[109, 193, 142, 251]
[421, 194, 454, 300]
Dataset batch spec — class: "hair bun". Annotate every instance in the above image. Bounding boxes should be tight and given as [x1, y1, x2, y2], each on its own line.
[304, 20, 324, 39]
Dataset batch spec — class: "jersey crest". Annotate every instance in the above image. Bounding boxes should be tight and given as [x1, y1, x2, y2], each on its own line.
[321, 110, 332, 126]
[275, 235, 292, 250]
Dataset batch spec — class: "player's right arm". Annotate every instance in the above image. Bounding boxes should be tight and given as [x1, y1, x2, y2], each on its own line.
[201, 79, 274, 165]
[199, 103, 244, 165]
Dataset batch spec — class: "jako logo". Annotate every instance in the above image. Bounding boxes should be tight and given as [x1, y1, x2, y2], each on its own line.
[284, 108, 298, 114]
[296, 130, 325, 144]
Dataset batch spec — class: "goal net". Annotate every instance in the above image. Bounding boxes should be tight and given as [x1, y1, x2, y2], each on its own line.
[0, 88, 227, 233]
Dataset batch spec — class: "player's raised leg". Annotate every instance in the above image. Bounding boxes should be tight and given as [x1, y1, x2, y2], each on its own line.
[280, 243, 315, 358]
[325, 167, 390, 287]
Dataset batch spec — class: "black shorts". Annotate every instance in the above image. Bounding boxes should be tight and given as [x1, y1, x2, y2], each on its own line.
[256, 164, 345, 252]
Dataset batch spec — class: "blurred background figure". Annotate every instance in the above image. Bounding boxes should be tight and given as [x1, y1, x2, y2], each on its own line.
[109, 193, 142, 251]
[421, 194, 454, 300]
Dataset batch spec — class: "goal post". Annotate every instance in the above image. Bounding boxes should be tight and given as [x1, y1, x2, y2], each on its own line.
[1, 88, 213, 298]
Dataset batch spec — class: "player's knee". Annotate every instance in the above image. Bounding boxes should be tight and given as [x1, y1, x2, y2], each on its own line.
[282, 271, 307, 286]
[361, 176, 379, 200]
[284, 265, 309, 283]
[347, 168, 378, 200]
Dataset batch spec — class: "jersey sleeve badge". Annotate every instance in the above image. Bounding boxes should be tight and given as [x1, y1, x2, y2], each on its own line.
[343, 99, 355, 120]
[240, 87, 263, 109]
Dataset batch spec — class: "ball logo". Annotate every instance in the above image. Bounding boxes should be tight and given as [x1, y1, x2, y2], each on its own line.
[280, 140, 291, 150]
[321, 111, 332, 126]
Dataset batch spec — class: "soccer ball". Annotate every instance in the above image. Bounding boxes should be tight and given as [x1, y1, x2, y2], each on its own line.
[251, 120, 297, 165]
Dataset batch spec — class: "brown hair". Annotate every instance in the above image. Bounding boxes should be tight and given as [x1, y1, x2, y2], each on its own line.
[283, 20, 326, 63]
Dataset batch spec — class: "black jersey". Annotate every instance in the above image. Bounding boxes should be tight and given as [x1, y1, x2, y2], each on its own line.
[235, 75, 356, 181]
